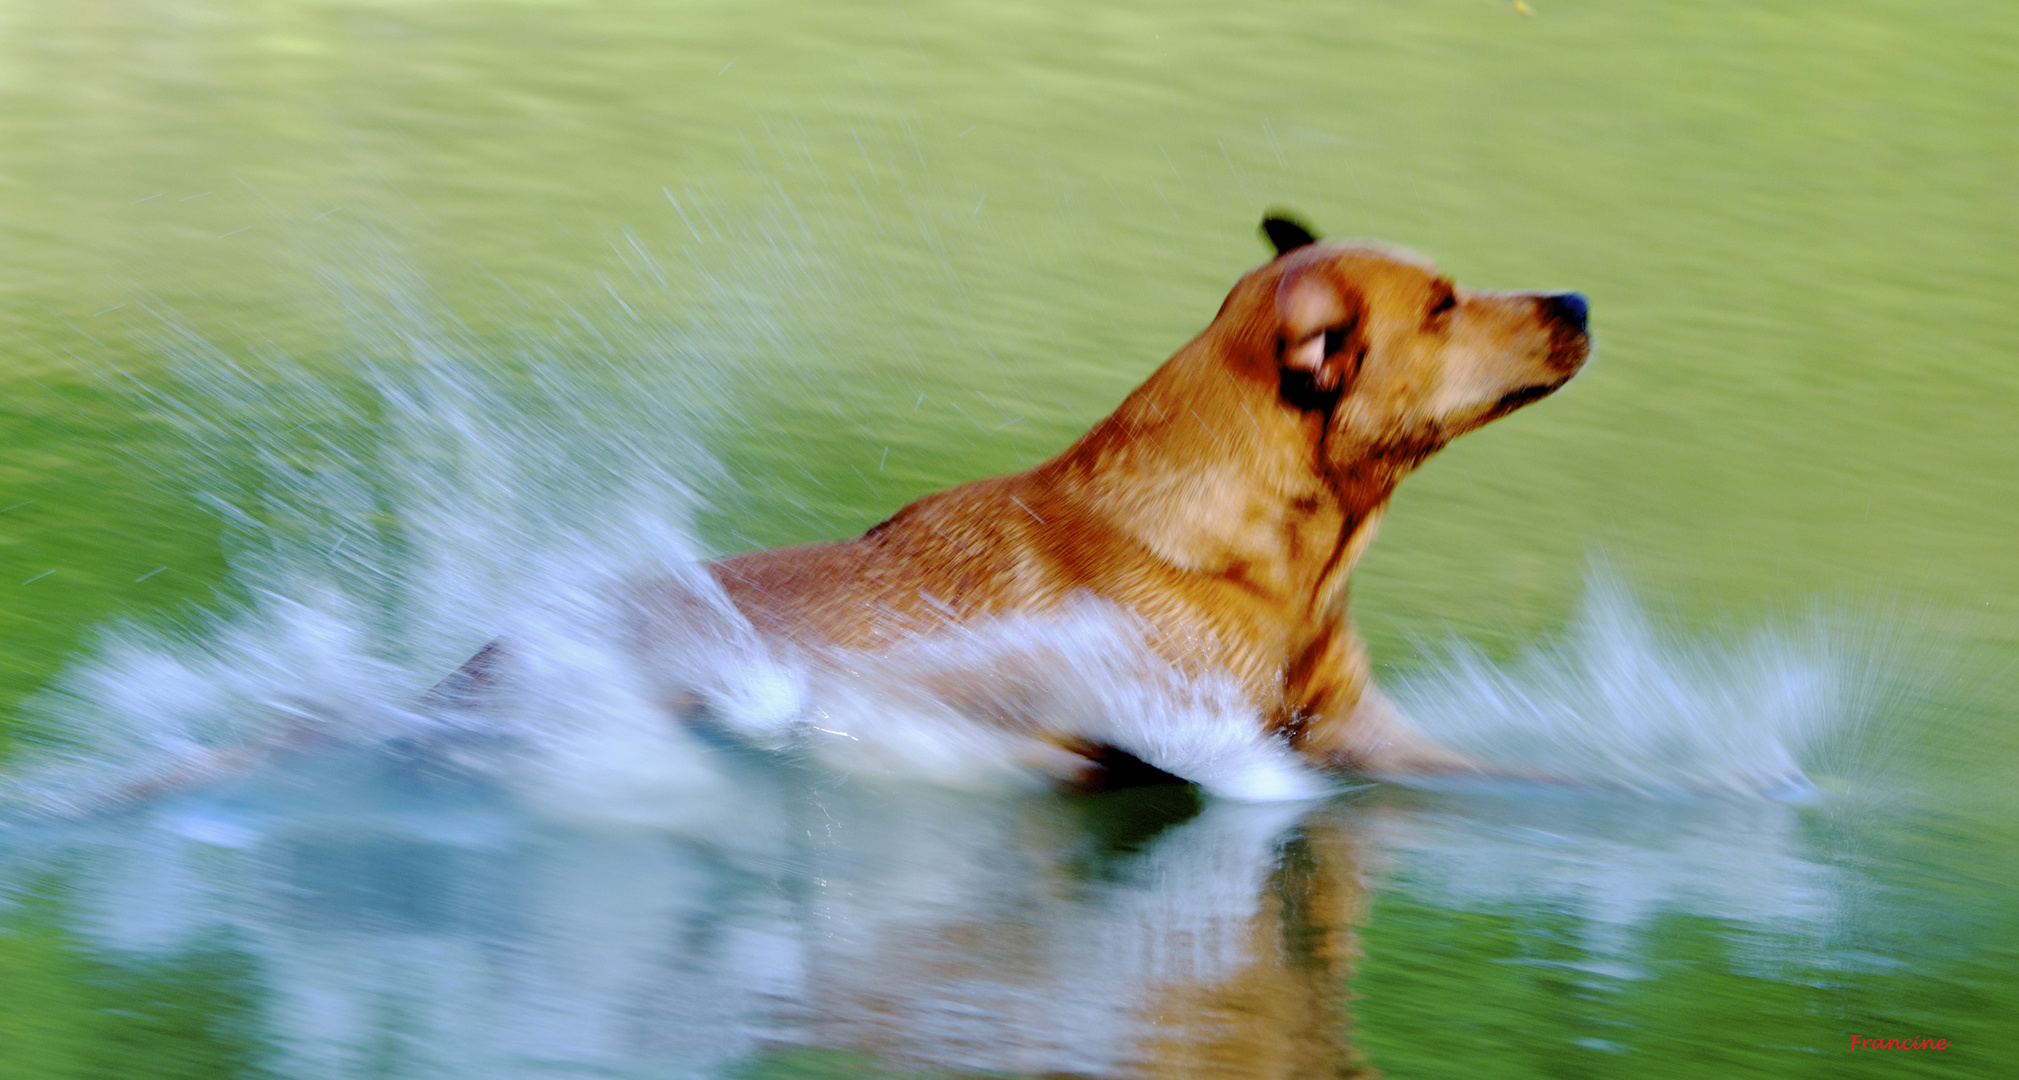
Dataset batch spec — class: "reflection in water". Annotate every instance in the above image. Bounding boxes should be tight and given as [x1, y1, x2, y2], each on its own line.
[0, 738, 1857, 1079]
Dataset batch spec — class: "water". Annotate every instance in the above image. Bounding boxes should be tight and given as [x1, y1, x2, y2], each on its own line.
[2, 1, 2014, 1077]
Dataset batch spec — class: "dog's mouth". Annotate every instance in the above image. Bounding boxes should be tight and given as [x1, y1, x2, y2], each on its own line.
[1486, 381, 1564, 419]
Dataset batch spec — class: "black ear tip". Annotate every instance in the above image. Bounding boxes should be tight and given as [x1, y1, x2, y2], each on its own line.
[1260, 211, 1320, 256]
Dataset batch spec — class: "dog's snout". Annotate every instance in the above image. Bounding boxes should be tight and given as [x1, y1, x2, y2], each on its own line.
[1541, 291, 1589, 334]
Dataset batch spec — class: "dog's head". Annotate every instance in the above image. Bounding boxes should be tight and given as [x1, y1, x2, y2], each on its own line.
[1230, 212, 1590, 492]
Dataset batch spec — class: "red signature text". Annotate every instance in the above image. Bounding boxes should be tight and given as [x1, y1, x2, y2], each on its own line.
[1850, 1036, 1948, 1052]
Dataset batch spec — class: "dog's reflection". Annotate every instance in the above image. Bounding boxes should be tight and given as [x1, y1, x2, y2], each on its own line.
[1125, 800, 1376, 1080]
[36, 767, 1379, 1080]
[790, 789, 1375, 1078]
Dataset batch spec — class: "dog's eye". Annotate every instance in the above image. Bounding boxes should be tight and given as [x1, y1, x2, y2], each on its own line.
[1322, 325, 1347, 356]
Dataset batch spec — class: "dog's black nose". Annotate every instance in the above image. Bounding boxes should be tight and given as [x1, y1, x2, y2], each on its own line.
[1544, 292, 1589, 333]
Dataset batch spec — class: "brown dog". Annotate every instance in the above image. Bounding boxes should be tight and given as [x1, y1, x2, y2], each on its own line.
[93, 214, 1584, 813]
[708, 213, 1590, 779]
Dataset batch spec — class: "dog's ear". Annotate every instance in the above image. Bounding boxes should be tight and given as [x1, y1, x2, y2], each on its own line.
[1260, 211, 1320, 256]
[1274, 263, 1365, 406]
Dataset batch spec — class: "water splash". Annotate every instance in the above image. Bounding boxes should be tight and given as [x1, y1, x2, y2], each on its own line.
[6, 243, 1332, 819]
[1392, 567, 1902, 798]
[10, 243, 733, 816]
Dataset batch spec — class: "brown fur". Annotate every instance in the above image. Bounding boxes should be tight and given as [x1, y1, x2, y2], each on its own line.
[712, 224, 1589, 778]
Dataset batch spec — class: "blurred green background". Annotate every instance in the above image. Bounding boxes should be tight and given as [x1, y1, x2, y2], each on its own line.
[0, 1, 2013, 1077]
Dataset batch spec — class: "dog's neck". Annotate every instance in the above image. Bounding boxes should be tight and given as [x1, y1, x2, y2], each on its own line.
[1042, 344, 1402, 620]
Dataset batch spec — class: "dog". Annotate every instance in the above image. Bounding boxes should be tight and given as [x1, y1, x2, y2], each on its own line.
[701, 212, 1590, 780]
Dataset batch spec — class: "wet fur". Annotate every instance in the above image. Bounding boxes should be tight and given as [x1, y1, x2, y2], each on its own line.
[709, 214, 1590, 778]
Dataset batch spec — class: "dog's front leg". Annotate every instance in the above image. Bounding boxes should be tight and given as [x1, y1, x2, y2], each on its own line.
[1316, 683, 1487, 777]
[1286, 623, 1485, 778]
[1291, 629, 1614, 787]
